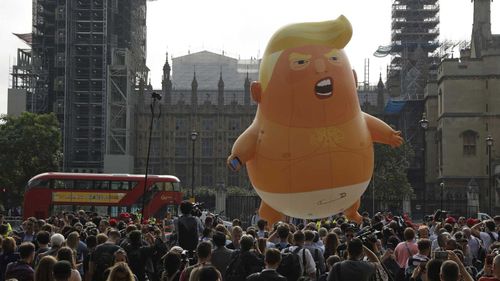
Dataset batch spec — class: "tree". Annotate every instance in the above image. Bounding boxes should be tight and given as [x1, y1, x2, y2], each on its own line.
[372, 142, 414, 203]
[0, 112, 62, 207]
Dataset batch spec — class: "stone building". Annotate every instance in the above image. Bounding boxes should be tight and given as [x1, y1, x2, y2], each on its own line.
[134, 50, 387, 196]
[425, 0, 500, 216]
[134, 51, 259, 191]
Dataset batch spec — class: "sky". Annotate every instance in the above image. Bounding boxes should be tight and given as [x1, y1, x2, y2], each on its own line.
[0, 0, 499, 115]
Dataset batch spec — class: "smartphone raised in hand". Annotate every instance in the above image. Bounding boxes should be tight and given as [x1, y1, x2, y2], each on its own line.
[228, 157, 242, 171]
[434, 251, 448, 260]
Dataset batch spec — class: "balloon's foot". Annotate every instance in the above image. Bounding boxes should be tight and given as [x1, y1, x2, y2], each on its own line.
[259, 201, 285, 226]
[345, 199, 362, 224]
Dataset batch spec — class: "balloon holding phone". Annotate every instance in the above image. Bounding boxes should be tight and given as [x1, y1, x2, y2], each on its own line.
[227, 15, 403, 225]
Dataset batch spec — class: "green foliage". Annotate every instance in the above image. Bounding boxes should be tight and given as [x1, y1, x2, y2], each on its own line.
[372, 142, 414, 200]
[0, 112, 62, 204]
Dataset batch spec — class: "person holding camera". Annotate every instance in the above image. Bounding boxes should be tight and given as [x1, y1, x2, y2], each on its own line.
[479, 253, 500, 281]
[327, 237, 380, 281]
[174, 201, 204, 252]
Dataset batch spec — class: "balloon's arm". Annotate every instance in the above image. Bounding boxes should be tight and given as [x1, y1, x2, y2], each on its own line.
[363, 112, 403, 148]
[227, 118, 260, 172]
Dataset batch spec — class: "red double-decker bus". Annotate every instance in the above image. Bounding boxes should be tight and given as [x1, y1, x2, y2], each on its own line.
[23, 172, 182, 219]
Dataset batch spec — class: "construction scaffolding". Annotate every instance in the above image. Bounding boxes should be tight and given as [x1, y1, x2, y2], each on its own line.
[19, 0, 148, 172]
[375, 0, 440, 100]
[105, 0, 148, 173]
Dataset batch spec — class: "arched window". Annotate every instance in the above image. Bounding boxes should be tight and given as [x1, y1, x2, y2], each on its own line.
[461, 130, 478, 156]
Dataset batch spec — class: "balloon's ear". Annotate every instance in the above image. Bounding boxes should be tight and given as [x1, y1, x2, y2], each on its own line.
[352, 69, 358, 86]
[251, 82, 262, 103]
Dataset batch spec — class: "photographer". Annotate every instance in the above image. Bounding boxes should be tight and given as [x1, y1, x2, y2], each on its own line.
[406, 239, 431, 281]
[174, 201, 204, 252]
[479, 253, 500, 281]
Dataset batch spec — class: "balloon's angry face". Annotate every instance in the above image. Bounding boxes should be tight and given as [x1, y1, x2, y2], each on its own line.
[260, 45, 360, 128]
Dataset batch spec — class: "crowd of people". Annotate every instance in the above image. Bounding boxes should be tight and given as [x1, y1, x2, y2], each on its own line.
[1, 203, 500, 281]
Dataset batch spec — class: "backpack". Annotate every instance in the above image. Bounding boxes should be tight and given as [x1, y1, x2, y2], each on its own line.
[125, 244, 144, 278]
[312, 248, 323, 277]
[225, 251, 247, 281]
[277, 247, 304, 281]
[95, 250, 115, 279]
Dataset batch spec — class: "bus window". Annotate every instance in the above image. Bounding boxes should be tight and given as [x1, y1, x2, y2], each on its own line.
[93, 180, 109, 190]
[153, 182, 178, 191]
[151, 183, 161, 191]
[172, 182, 180, 192]
[110, 206, 118, 217]
[54, 180, 73, 189]
[52, 205, 74, 215]
[74, 180, 92, 190]
[128, 181, 137, 190]
[26, 178, 50, 189]
[111, 181, 128, 190]
[75, 206, 92, 212]
[94, 206, 108, 215]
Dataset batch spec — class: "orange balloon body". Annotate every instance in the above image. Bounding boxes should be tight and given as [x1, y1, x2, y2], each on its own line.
[228, 17, 402, 223]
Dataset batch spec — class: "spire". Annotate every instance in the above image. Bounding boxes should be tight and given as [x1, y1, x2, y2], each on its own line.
[377, 72, 385, 113]
[244, 71, 251, 106]
[191, 68, 198, 108]
[163, 52, 171, 79]
[218, 69, 224, 89]
[162, 52, 172, 104]
[147, 79, 153, 91]
[377, 73, 384, 89]
[218, 69, 224, 106]
[191, 69, 198, 90]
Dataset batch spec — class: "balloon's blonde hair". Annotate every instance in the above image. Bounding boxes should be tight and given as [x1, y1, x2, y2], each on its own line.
[259, 15, 352, 90]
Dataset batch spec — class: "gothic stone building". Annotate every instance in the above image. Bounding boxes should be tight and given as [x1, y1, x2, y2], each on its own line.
[134, 51, 259, 190]
[424, 0, 500, 216]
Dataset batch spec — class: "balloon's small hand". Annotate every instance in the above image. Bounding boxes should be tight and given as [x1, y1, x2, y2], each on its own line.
[227, 156, 242, 172]
[389, 131, 403, 148]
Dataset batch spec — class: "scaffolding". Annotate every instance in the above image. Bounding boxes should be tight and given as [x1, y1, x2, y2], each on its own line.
[105, 0, 148, 171]
[375, 0, 440, 100]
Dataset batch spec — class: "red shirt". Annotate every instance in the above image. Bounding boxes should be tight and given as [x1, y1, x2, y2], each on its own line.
[479, 277, 500, 281]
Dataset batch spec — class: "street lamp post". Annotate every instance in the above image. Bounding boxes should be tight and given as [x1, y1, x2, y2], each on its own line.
[190, 131, 198, 200]
[440, 182, 444, 211]
[419, 113, 429, 216]
[141, 92, 162, 220]
[486, 136, 494, 214]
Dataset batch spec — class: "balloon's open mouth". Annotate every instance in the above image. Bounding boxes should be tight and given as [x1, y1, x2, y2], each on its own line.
[315, 77, 333, 98]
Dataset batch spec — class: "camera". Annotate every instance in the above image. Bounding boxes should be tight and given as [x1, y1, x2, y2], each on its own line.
[433, 209, 448, 222]
[356, 222, 383, 243]
[181, 250, 197, 266]
[434, 251, 448, 260]
[191, 202, 203, 217]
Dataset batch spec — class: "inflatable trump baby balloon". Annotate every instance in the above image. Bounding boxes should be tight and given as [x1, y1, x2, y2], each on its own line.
[227, 16, 403, 224]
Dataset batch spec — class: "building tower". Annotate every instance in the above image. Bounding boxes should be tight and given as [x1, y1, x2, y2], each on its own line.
[191, 71, 198, 111]
[471, 0, 493, 58]
[218, 71, 224, 106]
[377, 74, 385, 113]
[25, 0, 149, 172]
[244, 72, 251, 106]
[162, 53, 172, 105]
[375, 0, 440, 100]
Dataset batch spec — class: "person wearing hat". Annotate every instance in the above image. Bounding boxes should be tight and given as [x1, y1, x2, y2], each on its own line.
[445, 217, 457, 225]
